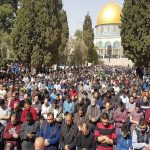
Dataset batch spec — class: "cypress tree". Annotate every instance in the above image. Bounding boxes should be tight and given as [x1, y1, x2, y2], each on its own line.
[58, 10, 69, 64]
[121, 0, 150, 67]
[83, 13, 95, 63]
[12, 0, 69, 68]
[12, 0, 36, 63]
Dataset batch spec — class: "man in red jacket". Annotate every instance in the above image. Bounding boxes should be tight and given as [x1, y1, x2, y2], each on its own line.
[69, 86, 78, 99]
[145, 108, 150, 126]
[3, 113, 22, 149]
[9, 92, 21, 110]
[21, 100, 37, 123]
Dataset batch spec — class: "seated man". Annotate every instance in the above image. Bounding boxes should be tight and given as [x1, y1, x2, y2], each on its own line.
[38, 112, 60, 150]
[3, 113, 21, 150]
[77, 123, 95, 150]
[94, 113, 116, 150]
[132, 118, 150, 150]
[21, 100, 37, 123]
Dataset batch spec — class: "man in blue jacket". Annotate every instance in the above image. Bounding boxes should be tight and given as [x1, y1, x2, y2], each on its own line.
[117, 124, 133, 150]
[38, 112, 60, 150]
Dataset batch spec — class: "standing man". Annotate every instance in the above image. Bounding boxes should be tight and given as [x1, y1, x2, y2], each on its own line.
[94, 113, 116, 150]
[114, 102, 128, 135]
[20, 112, 39, 150]
[38, 113, 60, 150]
[60, 113, 78, 150]
[132, 119, 150, 150]
[86, 97, 101, 132]
[77, 123, 95, 150]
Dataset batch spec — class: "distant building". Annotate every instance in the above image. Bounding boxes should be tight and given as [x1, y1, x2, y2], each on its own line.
[94, 2, 123, 59]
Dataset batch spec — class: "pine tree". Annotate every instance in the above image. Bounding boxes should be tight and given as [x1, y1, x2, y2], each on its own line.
[120, 0, 150, 67]
[83, 13, 95, 63]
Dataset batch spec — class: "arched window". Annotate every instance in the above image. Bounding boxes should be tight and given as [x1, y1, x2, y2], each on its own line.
[113, 41, 121, 49]
[96, 41, 103, 49]
[105, 41, 111, 48]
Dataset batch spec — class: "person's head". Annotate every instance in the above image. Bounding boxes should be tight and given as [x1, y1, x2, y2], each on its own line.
[39, 116, 45, 125]
[26, 112, 33, 123]
[24, 94, 28, 100]
[94, 92, 99, 99]
[78, 97, 83, 105]
[143, 95, 148, 103]
[24, 100, 31, 110]
[78, 107, 84, 117]
[105, 102, 111, 111]
[59, 95, 63, 100]
[71, 95, 75, 101]
[101, 113, 109, 127]
[10, 113, 18, 125]
[35, 137, 44, 150]
[44, 98, 49, 106]
[34, 95, 39, 103]
[65, 113, 73, 127]
[91, 97, 96, 106]
[52, 99, 57, 108]
[121, 124, 129, 138]
[55, 94, 60, 100]
[139, 119, 147, 133]
[14, 101, 19, 110]
[12, 92, 16, 100]
[82, 123, 89, 136]
[47, 113, 54, 125]
[135, 103, 141, 112]
[119, 102, 125, 112]
[129, 96, 134, 104]
[0, 99, 5, 108]
[133, 92, 137, 98]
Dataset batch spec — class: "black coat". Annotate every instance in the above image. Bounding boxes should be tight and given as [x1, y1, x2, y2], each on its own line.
[77, 131, 96, 150]
[59, 123, 78, 150]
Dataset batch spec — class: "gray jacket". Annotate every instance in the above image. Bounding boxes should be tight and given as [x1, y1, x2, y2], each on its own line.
[20, 121, 39, 150]
[60, 123, 78, 150]
[86, 104, 101, 123]
[132, 125, 150, 150]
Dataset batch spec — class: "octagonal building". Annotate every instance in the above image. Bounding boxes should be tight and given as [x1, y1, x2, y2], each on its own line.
[94, 2, 123, 59]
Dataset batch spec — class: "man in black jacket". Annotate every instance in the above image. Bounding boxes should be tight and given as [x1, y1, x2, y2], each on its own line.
[60, 113, 78, 150]
[77, 123, 95, 150]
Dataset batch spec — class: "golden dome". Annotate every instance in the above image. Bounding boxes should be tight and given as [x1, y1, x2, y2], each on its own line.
[96, 2, 122, 25]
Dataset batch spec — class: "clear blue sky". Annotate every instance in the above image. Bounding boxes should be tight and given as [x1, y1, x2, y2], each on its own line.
[63, 0, 124, 36]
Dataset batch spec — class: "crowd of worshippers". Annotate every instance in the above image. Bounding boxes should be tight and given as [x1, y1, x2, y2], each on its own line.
[0, 66, 150, 150]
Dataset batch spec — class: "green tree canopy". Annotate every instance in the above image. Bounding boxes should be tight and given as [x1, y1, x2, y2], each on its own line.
[120, 0, 150, 67]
